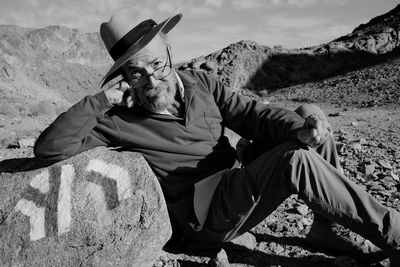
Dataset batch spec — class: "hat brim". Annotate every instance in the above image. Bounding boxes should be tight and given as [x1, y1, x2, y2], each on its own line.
[100, 13, 182, 87]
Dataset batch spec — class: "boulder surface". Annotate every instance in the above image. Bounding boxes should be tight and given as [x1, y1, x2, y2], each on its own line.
[0, 147, 171, 266]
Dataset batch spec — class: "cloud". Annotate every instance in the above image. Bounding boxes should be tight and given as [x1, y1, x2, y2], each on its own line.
[189, 6, 216, 16]
[263, 15, 327, 29]
[287, 0, 317, 7]
[0, 0, 224, 32]
[214, 24, 247, 35]
[204, 0, 223, 8]
[231, 0, 264, 9]
[0, 0, 157, 32]
[230, 0, 355, 9]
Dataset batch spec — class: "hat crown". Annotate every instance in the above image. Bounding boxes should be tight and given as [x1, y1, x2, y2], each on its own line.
[100, 9, 152, 52]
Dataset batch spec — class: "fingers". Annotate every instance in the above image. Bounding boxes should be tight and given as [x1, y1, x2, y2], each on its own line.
[298, 113, 331, 147]
[118, 80, 131, 92]
[105, 79, 135, 107]
[297, 128, 320, 147]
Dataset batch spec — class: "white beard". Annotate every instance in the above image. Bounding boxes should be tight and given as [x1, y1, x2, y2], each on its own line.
[138, 78, 177, 113]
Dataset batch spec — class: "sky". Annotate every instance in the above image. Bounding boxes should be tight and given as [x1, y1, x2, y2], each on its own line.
[0, 0, 399, 62]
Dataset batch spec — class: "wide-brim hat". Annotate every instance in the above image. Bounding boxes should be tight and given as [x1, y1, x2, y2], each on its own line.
[99, 8, 182, 87]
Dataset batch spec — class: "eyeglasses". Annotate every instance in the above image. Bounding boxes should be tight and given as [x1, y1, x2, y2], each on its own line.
[127, 47, 172, 88]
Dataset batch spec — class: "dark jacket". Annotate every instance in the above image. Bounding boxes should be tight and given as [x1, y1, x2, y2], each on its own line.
[34, 70, 305, 225]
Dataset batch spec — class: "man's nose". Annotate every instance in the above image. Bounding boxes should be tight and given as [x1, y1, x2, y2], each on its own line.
[143, 67, 158, 88]
[146, 75, 158, 88]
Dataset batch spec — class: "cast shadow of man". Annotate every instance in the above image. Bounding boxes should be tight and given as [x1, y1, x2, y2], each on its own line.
[164, 233, 333, 267]
[0, 157, 56, 173]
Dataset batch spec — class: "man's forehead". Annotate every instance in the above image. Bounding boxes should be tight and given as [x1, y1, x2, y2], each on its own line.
[126, 38, 166, 66]
[125, 50, 165, 67]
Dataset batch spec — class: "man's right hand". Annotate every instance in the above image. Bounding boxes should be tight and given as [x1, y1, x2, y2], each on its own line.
[104, 80, 135, 108]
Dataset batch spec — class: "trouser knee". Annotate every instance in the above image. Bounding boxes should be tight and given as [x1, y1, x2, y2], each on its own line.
[294, 103, 325, 119]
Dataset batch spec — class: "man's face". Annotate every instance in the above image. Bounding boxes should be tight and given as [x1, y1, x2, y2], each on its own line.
[122, 35, 177, 113]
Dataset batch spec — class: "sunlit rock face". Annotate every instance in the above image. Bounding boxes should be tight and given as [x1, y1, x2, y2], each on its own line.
[0, 147, 172, 267]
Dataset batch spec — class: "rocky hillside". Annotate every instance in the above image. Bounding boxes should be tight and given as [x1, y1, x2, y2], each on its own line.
[180, 4, 400, 93]
[0, 25, 111, 113]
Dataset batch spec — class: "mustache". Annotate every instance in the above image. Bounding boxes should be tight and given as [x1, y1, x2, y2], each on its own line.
[143, 80, 170, 97]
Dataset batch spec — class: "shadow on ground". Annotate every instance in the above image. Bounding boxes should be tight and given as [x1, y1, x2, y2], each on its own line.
[164, 236, 335, 267]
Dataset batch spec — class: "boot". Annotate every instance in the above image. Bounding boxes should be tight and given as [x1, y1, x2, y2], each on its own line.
[305, 214, 387, 263]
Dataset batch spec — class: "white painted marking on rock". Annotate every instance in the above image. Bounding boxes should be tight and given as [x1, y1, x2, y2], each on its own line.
[15, 199, 46, 241]
[30, 169, 50, 193]
[86, 159, 132, 201]
[58, 164, 75, 235]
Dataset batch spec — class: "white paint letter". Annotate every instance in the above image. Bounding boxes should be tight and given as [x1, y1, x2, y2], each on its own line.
[15, 199, 46, 241]
[86, 159, 132, 201]
[30, 169, 49, 193]
[58, 164, 75, 235]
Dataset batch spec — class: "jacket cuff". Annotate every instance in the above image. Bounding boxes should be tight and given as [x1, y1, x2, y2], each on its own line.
[92, 91, 114, 113]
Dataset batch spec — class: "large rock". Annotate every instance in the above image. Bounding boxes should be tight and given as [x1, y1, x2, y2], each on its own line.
[0, 147, 172, 266]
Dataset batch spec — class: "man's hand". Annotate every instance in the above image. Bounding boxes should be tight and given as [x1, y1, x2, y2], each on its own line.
[297, 113, 331, 147]
[104, 80, 135, 108]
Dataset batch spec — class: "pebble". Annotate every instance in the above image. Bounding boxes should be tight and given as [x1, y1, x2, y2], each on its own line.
[295, 204, 309, 216]
[378, 159, 392, 169]
[17, 138, 36, 148]
[329, 112, 344, 117]
[349, 142, 362, 151]
[230, 232, 257, 250]
[364, 164, 375, 175]
[208, 249, 230, 267]
[299, 217, 312, 226]
[269, 243, 285, 254]
[390, 172, 399, 182]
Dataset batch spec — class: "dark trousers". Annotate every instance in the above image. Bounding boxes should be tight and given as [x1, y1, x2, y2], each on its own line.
[184, 105, 400, 253]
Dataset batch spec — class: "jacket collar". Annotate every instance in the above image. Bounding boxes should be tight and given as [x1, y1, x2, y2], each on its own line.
[176, 70, 197, 87]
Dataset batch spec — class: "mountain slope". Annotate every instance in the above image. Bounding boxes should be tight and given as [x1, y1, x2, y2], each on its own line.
[0, 25, 111, 110]
[180, 4, 400, 92]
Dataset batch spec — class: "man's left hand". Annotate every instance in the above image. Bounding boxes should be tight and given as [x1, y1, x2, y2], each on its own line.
[297, 114, 331, 147]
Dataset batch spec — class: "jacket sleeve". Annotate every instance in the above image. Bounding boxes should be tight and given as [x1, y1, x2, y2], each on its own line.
[195, 72, 306, 144]
[34, 91, 121, 161]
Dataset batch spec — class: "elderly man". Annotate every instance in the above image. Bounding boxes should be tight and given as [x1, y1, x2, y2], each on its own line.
[34, 8, 400, 265]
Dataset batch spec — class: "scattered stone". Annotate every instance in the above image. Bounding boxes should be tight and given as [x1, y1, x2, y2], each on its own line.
[270, 243, 285, 254]
[328, 112, 344, 117]
[378, 159, 392, 169]
[17, 138, 36, 148]
[351, 121, 359, 127]
[336, 143, 347, 154]
[366, 173, 378, 181]
[390, 172, 399, 182]
[299, 217, 312, 226]
[230, 232, 257, 250]
[358, 138, 367, 145]
[349, 142, 362, 151]
[208, 249, 230, 267]
[364, 164, 375, 175]
[204, 61, 217, 72]
[295, 204, 309, 216]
